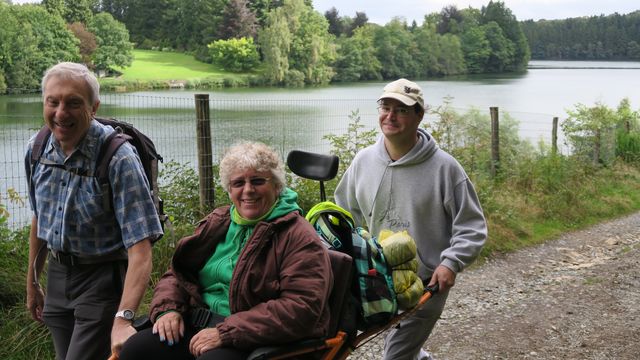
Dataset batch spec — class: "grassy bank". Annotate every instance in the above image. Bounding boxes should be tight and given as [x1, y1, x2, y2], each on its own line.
[3, 160, 640, 358]
[100, 49, 261, 92]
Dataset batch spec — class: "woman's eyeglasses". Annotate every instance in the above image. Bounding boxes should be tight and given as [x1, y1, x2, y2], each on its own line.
[229, 177, 271, 189]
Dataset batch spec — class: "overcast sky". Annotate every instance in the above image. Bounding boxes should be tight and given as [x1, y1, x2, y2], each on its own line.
[312, 0, 639, 24]
[10, 0, 639, 25]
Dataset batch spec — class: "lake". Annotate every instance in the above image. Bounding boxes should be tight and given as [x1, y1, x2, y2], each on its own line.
[2, 60, 639, 228]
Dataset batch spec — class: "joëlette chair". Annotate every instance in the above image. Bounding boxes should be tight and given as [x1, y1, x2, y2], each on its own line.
[247, 150, 438, 360]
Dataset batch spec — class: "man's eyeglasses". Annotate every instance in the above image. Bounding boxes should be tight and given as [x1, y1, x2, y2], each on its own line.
[229, 177, 271, 189]
[378, 105, 413, 117]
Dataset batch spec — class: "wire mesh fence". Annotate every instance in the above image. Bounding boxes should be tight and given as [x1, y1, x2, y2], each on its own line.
[1, 93, 561, 229]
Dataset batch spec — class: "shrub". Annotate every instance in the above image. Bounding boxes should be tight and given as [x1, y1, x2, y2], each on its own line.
[208, 37, 259, 72]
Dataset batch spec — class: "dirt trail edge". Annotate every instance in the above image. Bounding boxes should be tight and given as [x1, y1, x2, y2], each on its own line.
[351, 212, 640, 360]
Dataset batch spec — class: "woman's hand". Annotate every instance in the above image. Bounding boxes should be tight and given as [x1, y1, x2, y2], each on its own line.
[152, 311, 185, 345]
[189, 327, 222, 357]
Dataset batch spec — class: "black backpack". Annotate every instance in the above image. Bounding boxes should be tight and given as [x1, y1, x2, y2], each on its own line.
[29, 117, 167, 232]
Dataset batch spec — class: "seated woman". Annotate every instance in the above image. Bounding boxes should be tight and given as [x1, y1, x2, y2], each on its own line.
[118, 141, 333, 360]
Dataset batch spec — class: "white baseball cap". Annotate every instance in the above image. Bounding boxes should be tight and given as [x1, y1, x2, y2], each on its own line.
[378, 78, 424, 110]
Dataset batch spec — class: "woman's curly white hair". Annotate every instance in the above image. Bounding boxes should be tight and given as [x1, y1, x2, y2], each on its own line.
[219, 141, 286, 194]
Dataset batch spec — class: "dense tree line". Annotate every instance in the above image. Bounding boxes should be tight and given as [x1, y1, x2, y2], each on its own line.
[1, 0, 532, 92]
[521, 11, 640, 60]
[96, 0, 529, 84]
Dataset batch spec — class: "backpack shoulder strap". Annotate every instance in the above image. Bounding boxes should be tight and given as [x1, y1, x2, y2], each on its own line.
[95, 131, 132, 181]
[30, 126, 52, 165]
[94, 130, 132, 212]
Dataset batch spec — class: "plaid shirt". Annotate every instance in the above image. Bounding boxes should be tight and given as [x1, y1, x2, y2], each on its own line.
[25, 120, 163, 255]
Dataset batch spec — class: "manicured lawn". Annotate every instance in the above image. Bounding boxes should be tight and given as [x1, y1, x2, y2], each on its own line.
[114, 49, 231, 81]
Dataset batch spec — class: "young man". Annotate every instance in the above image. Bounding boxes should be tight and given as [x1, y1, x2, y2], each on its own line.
[334, 78, 487, 360]
[25, 62, 163, 360]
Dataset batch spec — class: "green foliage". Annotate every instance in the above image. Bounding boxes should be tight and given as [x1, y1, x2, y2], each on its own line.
[259, 10, 291, 84]
[259, 0, 335, 85]
[616, 131, 640, 163]
[0, 3, 80, 93]
[375, 18, 420, 79]
[426, 102, 532, 178]
[460, 26, 491, 73]
[62, 0, 94, 23]
[160, 162, 207, 228]
[332, 24, 382, 82]
[88, 12, 134, 71]
[614, 98, 640, 163]
[208, 37, 259, 72]
[480, 0, 529, 71]
[0, 71, 6, 95]
[563, 102, 618, 165]
[323, 110, 378, 178]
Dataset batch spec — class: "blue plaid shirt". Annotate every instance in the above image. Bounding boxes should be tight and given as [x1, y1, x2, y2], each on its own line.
[25, 120, 163, 255]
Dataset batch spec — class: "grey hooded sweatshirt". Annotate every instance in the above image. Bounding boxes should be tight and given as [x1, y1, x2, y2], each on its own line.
[334, 128, 487, 280]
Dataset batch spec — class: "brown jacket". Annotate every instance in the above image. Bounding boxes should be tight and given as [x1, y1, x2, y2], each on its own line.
[149, 206, 333, 349]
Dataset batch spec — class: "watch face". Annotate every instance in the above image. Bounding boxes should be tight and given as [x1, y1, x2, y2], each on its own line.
[123, 309, 135, 320]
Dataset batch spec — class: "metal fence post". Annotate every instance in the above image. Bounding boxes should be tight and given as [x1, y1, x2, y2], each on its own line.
[195, 94, 215, 215]
[490, 106, 500, 178]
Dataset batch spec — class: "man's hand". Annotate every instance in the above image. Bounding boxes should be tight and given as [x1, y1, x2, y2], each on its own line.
[152, 311, 185, 345]
[110, 318, 137, 357]
[26, 283, 45, 322]
[428, 265, 456, 292]
[189, 327, 222, 357]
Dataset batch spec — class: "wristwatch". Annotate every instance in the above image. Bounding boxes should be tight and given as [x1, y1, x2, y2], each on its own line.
[115, 309, 135, 321]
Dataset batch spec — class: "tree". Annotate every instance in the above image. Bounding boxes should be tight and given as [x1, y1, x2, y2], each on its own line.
[290, 2, 336, 84]
[218, 0, 258, 40]
[0, 3, 79, 93]
[96, 0, 128, 22]
[333, 24, 381, 82]
[351, 11, 368, 30]
[88, 12, 133, 71]
[259, 11, 291, 83]
[324, 7, 342, 36]
[64, 0, 95, 23]
[563, 102, 618, 165]
[259, 0, 335, 85]
[437, 5, 463, 34]
[483, 21, 514, 72]
[12, 4, 80, 77]
[460, 26, 490, 73]
[481, 1, 531, 71]
[68, 22, 97, 66]
[374, 18, 419, 79]
[42, 0, 64, 18]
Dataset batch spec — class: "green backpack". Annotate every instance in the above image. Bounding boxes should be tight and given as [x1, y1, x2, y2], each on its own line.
[307, 202, 398, 330]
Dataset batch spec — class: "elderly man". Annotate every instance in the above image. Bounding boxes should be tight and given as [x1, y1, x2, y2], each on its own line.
[25, 62, 163, 359]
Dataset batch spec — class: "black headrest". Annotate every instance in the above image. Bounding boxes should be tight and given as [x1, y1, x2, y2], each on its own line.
[286, 150, 339, 181]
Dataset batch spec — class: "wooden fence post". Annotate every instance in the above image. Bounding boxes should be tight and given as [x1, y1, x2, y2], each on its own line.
[195, 94, 215, 215]
[490, 107, 500, 178]
[552, 117, 558, 155]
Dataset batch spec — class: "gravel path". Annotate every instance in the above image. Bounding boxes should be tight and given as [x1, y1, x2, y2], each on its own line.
[350, 212, 640, 359]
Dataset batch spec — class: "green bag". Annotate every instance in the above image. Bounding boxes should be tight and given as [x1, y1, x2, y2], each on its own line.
[307, 202, 398, 329]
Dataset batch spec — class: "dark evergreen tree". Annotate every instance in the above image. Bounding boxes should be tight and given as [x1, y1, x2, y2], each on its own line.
[218, 0, 258, 40]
